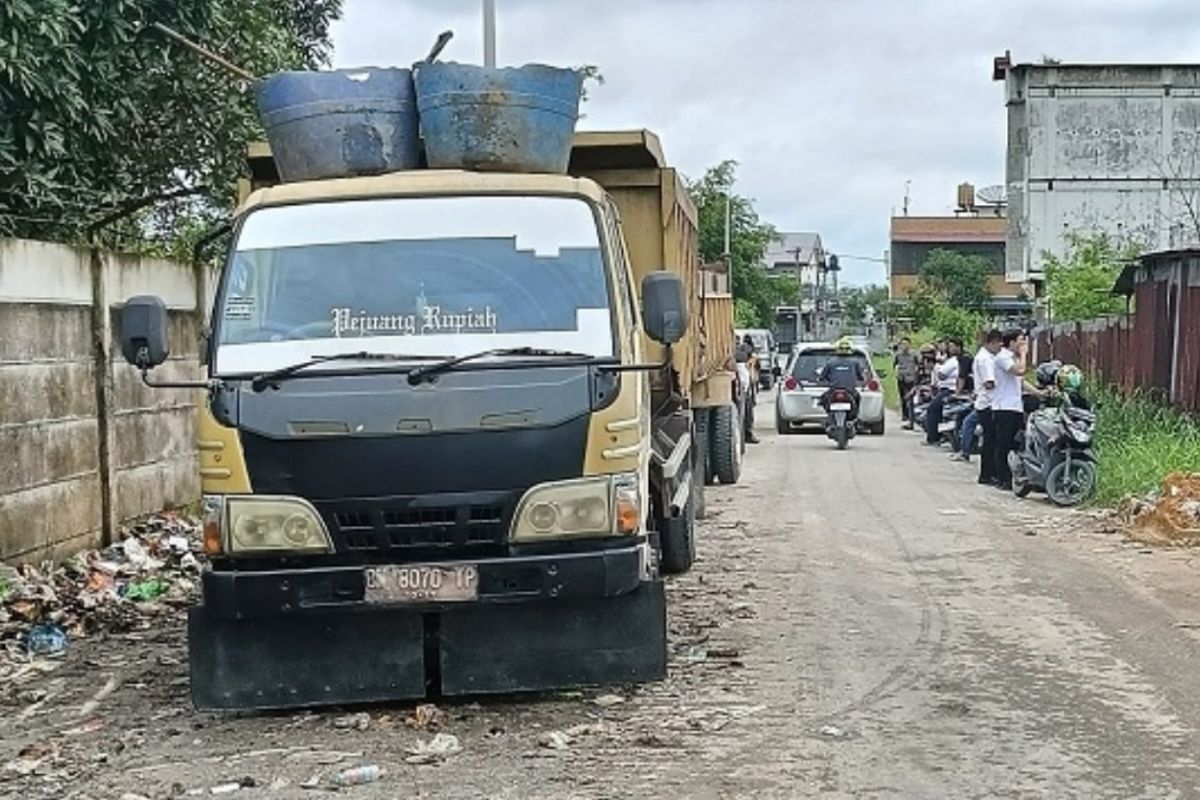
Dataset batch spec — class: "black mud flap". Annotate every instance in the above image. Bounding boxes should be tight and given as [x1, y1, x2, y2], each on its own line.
[439, 581, 667, 696]
[189, 607, 426, 711]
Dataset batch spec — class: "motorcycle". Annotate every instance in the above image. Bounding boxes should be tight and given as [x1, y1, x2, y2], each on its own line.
[1009, 395, 1097, 506]
[824, 387, 859, 450]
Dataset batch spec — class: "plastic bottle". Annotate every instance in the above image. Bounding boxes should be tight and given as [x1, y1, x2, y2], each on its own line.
[331, 765, 383, 787]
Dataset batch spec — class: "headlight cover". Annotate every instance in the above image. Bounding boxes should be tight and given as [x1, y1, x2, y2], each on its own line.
[511, 474, 641, 542]
[224, 496, 332, 555]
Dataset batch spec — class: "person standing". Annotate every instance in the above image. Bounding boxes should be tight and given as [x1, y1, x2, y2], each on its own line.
[970, 329, 1003, 481]
[734, 335, 760, 444]
[991, 329, 1029, 490]
[893, 338, 919, 429]
[949, 337, 979, 462]
[923, 339, 961, 445]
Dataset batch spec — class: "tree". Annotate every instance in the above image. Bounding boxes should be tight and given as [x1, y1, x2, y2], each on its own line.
[0, 0, 343, 251]
[840, 284, 889, 327]
[1042, 232, 1138, 323]
[686, 161, 793, 327]
[917, 248, 992, 310]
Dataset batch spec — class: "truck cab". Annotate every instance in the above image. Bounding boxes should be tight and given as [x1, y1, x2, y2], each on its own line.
[119, 131, 730, 710]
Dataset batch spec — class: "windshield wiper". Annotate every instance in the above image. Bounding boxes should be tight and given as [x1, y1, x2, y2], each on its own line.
[406, 347, 595, 386]
[250, 351, 437, 392]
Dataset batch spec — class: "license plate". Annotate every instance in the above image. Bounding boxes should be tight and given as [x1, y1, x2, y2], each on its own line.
[365, 564, 479, 604]
[830, 402, 852, 411]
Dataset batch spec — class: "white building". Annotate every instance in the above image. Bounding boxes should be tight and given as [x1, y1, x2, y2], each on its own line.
[998, 57, 1200, 283]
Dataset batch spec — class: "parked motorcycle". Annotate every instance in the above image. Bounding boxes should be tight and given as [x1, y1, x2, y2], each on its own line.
[824, 387, 859, 450]
[1009, 380, 1097, 506]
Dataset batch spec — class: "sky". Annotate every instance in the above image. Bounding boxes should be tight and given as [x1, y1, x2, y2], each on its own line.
[331, 0, 1200, 286]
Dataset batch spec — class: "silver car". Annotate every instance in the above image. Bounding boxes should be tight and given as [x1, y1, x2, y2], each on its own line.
[774, 343, 886, 435]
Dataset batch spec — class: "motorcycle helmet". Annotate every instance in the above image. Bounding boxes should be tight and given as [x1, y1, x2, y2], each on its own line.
[1057, 364, 1083, 392]
[835, 337, 854, 354]
[1034, 360, 1062, 388]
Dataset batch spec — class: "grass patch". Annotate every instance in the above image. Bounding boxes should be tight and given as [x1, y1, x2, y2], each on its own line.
[1091, 385, 1200, 504]
[872, 353, 900, 411]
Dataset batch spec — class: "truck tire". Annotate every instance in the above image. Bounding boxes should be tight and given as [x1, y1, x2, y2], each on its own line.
[659, 471, 697, 575]
[694, 408, 715, 489]
[691, 415, 709, 519]
[709, 404, 743, 485]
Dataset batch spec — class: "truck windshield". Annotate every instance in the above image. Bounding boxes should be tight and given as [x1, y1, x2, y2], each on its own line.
[214, 195, 613, 375]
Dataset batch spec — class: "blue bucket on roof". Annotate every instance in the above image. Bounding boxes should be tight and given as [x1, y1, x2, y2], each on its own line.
[414, 62, 583, 174]
[255, 67, 420, 182]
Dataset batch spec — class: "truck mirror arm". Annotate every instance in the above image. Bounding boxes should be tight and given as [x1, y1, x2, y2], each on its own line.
[135, 350, 219, 390]
[597, 346, 674, 373]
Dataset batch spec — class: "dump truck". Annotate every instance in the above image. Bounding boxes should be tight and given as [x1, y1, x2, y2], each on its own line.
[117, 129, 740, 710]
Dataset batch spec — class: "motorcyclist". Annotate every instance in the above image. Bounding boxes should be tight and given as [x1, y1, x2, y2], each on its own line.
[818, 337, 866, 417]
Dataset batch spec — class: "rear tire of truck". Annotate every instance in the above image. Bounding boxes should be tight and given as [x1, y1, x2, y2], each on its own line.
[709, 404, 743, 485]
[691, 417, 709, 519]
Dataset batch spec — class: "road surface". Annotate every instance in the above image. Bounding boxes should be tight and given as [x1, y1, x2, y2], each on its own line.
[6, 401, 1200, 799]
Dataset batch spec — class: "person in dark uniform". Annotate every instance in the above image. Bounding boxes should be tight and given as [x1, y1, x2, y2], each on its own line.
[817, 338, 866, 418]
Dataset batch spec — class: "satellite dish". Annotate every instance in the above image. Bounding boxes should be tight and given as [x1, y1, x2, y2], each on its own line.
[977, 185, 1007, 206]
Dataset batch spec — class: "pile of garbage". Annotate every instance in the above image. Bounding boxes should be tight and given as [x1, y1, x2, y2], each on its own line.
[0, 512, 204, 665]
[1119, 472, 1200, 545]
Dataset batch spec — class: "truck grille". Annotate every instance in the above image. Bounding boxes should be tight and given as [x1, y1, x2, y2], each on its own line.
[320, 496, 512, 553]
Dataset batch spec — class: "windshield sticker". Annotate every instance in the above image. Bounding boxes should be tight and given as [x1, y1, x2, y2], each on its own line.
[330, 305, 499, 338]
[224, 296, 255, 320]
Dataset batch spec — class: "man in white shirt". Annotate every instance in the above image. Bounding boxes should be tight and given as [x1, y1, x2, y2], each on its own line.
[991, 329, 1029, 489]
[922, 339, 961, 445]
[969, 329, 1003, 481]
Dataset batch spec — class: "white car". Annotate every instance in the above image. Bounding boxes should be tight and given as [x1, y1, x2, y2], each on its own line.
[775, 342, 886, 435]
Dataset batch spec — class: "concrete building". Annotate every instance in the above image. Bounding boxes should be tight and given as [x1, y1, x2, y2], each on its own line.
[762, 232, 824, 285]
[997, 55, 1200, 284]
[889, 213, 1029, 313]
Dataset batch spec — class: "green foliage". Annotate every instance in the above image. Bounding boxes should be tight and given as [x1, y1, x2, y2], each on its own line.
[1090, 384, 1200, 504]
[929, 304, 985, 345]
[872, 353, 901, 411]
[0, 0, 342, 250]
[1042, 232, 1137, 323]
[917, 248, 992, 310]
[686, 161, 792, 328]
[841, 284, 889, 327]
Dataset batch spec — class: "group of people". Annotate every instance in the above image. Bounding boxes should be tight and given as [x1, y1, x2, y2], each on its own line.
[893, 329, 1033, 490]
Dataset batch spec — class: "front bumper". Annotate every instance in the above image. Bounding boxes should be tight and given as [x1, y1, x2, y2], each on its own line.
[189, 544, 666, 710]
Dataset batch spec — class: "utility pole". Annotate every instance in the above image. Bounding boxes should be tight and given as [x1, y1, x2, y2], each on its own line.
[483, 0, 497, 67]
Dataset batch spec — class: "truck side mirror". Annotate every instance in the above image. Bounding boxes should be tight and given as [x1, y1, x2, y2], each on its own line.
[641, 272, 687, 345]
[120, 295, 170, 370]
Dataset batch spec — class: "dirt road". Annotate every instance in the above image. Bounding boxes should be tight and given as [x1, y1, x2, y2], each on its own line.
[6, 402, 1200, 799]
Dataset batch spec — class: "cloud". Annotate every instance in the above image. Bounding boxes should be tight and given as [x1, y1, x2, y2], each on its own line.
[331, 0, 1200, 285]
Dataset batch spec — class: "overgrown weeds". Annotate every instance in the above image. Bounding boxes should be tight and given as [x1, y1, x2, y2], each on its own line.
[1091, 385, 1200, 504]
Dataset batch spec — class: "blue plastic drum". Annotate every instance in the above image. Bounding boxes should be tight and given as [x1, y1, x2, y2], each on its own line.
[415, 62, 583, 173]
[256, 67, 420, 181]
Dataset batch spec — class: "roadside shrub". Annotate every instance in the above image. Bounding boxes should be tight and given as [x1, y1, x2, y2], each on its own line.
[1090, 385, 1200, 504]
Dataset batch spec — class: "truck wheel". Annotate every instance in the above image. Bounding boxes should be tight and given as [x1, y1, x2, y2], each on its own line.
[659, 473, 697, 575]
[710, 404, 743, 485]
[695, 407, 715, 488]
[691, 417, 708, 519]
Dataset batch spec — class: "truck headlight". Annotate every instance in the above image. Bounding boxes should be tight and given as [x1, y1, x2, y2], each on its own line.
[511, 474, 642, 542]
[224, 496, 332, 554]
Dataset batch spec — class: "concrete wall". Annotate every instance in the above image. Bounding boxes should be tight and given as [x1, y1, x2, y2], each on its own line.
[0, 238, 211, 563]
[1004, 64, 1200, 282]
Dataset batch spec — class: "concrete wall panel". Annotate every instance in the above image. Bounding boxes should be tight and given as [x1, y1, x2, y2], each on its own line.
[0, 238, 207, 563]
[0, 361, 96, 426]
[0, 475, 103, 562]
